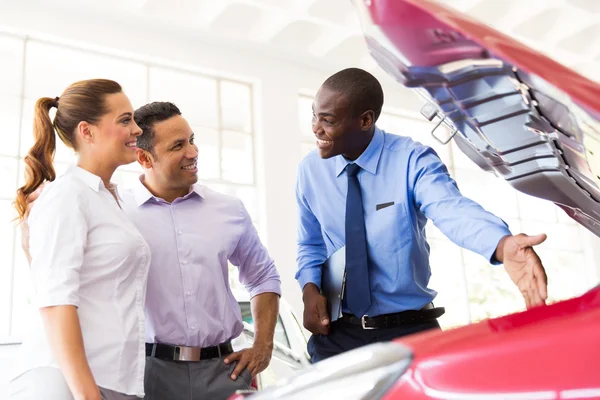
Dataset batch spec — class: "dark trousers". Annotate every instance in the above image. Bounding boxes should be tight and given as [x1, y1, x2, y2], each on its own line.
[307, 318, 441, 363]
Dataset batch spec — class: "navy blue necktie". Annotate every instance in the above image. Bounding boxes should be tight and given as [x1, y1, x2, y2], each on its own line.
[344, 163, 371, 317]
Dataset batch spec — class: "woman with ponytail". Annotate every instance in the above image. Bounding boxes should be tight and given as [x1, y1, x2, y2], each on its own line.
[9, 79, 150, 400]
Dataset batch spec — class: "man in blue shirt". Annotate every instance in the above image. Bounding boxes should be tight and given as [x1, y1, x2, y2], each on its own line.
[296, 68, 548, 363]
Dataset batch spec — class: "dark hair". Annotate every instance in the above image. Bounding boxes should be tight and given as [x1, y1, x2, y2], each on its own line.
[14, 79, 122, 220]
[322, 68, 384, 121]
[134, 102, 182, 156]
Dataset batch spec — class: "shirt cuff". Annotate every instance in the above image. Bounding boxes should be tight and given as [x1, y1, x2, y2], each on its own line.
[297, 268, 322, 291]
[485, 227, 513, 265]
[247, 279, 282, 298]
[36, 294, 79, 309]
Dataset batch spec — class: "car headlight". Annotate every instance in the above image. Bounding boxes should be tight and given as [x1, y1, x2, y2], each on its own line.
[247, 342, 412, 400]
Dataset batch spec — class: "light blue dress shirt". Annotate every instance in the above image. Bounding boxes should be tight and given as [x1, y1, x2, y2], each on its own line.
[295, 127, 511, 316]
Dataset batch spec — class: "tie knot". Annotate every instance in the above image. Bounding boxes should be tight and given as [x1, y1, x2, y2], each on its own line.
[346, 163, 361, 177]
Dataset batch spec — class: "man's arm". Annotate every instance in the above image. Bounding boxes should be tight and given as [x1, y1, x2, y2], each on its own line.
[295, 171, 330, 335]
[226, 201, 281, 380]
[224, 292, 279, 380]
[410, 145, 547, 308]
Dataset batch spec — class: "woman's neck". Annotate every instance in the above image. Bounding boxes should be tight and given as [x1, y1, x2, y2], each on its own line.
[77, 157, 117, 189]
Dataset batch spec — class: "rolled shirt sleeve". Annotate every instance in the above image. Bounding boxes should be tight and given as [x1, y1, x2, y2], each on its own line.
[230, 201, 281, 298]
[28, 182, 88, 308]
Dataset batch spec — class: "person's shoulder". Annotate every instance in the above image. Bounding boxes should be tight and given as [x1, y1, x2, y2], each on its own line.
[29, 175, 88, 221]
[380, 129, 426, 154]
[197, 184, 249, 218]
[39, 173, 89, 202]
[196, 184, 240, 207]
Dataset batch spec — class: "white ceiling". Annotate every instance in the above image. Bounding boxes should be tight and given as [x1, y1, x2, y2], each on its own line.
[26, 0, 600, 82]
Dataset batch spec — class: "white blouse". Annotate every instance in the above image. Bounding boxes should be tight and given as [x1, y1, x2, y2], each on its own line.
[14, 166, 151, 397]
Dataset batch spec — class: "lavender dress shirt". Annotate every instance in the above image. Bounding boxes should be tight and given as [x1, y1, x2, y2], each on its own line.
[121, 176, 281, 348]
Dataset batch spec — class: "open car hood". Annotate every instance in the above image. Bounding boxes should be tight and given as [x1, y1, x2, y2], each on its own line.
[354, 0, 600, 237]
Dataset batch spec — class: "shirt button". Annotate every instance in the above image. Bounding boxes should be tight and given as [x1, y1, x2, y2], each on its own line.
[191, 325, 196, 330]
[186, 291, 191, 296]
[178, 230, 183, 235]
[182, 260, 187, 265]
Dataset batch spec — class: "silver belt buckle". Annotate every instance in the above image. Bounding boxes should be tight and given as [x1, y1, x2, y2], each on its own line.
[361, 315, 376, 330]
[174, 345, 201, 361]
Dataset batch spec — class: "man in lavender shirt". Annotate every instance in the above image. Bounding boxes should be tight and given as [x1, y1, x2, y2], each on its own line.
[22, 101, 281, 400]
[121, 101, 281, 400]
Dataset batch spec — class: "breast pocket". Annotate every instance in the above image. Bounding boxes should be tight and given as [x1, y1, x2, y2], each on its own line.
[366, 203, 412, 252]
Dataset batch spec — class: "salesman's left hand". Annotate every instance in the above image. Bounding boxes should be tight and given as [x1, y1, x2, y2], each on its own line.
[224, 342, 273, 380]
[497, 233, 548, 309]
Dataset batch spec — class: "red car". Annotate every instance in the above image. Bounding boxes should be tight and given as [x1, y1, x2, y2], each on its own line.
[231, 0, 600, 399]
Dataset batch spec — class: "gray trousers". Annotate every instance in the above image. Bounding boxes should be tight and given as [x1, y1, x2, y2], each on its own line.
[7, 367, 140, 399]
[144, 356, 252, 400]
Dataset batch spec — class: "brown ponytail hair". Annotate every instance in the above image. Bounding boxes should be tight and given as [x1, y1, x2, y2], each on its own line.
[14, 79, 123, 220]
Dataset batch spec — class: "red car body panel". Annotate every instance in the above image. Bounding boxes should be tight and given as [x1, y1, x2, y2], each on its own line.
[383, 286, 600, 399]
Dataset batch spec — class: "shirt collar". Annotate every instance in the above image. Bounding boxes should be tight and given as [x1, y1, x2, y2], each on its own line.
[66, 165, 124, 201]
[66, 165, 104, 192]
[335, 126, 384, 177]
[132, 175, 204, 207]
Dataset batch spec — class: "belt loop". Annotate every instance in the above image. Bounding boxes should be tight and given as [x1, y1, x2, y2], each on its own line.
[151, 343, 157, 357]
[217, 344, 222, 358]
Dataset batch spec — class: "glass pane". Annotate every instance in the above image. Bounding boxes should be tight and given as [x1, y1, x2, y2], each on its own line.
[0, 35, 24, 97]
[0, 157, 18, 199]
[300, 142, 316, 158]
[19, 97, 78, 163]
[297, 96, 315, 141]
[192, 127, 219, 180]
[520, 220, 583, 252]
[537, 248, 591, 302]
[465, 259, 524, 322]
[221, 131, 253, 184]
[450, 140, 478, 170]
[220, 81, 252, 133]
[0, 96, 22, 156]
[25, 41, 148, 107]
[0, 201, 17, 337]
[11, 244, 34, 337]
[516, 192, 558, 223]
[149, 67, 218, 128]
[428, 238, 470, 329]
[236, 186, 259, 221]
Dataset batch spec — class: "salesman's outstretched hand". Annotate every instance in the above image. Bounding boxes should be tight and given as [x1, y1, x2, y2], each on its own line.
[496, 233, 548, 309]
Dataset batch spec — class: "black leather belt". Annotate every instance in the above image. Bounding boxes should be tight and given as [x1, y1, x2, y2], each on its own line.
[146, 342, 233, 362]
[339, 303, 445, 330]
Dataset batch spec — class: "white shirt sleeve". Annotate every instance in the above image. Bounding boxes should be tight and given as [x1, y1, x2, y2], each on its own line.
[29, 182, 88, 308]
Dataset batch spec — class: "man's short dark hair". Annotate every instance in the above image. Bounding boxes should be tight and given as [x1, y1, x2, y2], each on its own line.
[322, 68, 384, 122]
[134, 101, 182, 155]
